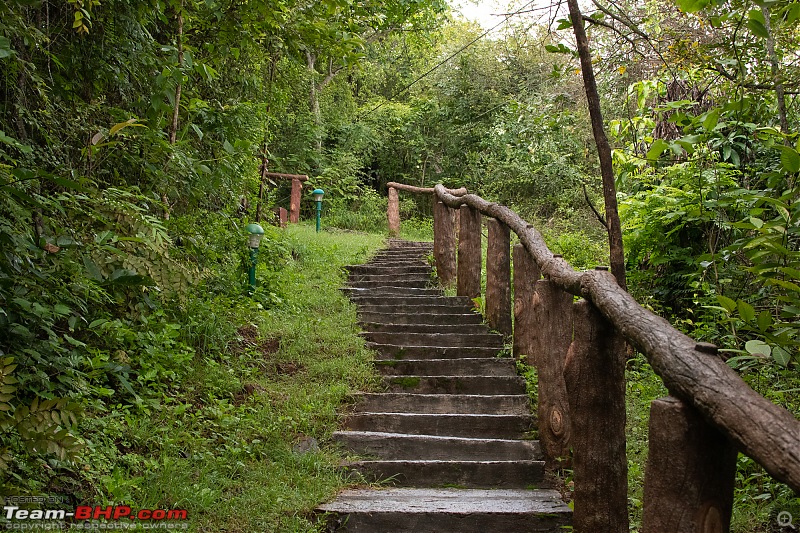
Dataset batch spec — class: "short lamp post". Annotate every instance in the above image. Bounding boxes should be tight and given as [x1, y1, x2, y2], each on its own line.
[312, 188, 325, 233]
[246, 223, 265, 295]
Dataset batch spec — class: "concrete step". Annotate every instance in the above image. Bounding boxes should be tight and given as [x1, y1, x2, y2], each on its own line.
[351, 295, 472, 307]
[357, 303, 476, 315]
[352, 393, 530, 414]
[362, 323, 491, 335]
[383, 375, 526, 395]
[358, 312, 483, 325]
[348, 273, 432, 283]
[372, 251, 430, 258]
[369, 344, 502, 360]
[345, 265, 432, 275]
[317, 488, 572, 532]
[343, 412, 535, 439]
[344, 287, 443, 298]
[367, 260, 429, 266]
[386, 239, 432, 247]
[363, 332, 503, 348]
[375, 358, 515, 377]
[347, 280, 432, 290]
[333, 431, 541, 460]
[345, 459, 545, 488]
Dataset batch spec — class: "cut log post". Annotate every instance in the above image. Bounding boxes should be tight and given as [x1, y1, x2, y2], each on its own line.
[486, 218, 512, 337]
[642, 396, 737, 533]
[388, 187, 400, 237]
[273, 207, 288, 228]
[289, 178, 302, 223]
[512, 242, 540, 360]
[564, 299, 628, 533]
[433, 201, 457, 288]
[531, 279, 573, 470]
[457, 205, 482, 301]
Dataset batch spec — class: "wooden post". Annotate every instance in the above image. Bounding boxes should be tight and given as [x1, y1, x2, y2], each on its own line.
[563, 299, 628, 533]
[531, 279, 573, 469]
[289, 178, 302, 223]
[388, 187, 400, 237]
[457, 205, 482, 301]
[433, 201, 457, 288]
[512, 243, 540, 360]
[642, 396, 736, 533]
[485, 218, 512, 337]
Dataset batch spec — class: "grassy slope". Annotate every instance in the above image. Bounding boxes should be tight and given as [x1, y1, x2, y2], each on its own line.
[108, 224, 386, 532]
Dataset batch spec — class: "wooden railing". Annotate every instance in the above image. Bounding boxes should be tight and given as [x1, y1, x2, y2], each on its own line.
[386, 182, 800, 533]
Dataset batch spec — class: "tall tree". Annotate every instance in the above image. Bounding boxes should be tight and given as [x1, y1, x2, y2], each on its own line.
[566, 0, 627, 289]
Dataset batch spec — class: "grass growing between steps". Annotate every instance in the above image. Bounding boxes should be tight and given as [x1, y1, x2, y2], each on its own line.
[79, 224, 386, 533]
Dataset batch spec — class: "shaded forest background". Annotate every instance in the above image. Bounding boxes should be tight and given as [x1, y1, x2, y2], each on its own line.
[1, 0, 798, 529]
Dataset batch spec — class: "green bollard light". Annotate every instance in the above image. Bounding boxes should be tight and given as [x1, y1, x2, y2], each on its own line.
[312, 189, 325, 233]
[245, 223, 265, 295]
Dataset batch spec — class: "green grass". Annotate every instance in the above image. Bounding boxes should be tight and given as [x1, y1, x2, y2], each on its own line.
[77, 223, 386, 532]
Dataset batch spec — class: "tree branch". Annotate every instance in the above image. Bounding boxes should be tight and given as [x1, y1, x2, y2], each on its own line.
[583, 182, 608, 229]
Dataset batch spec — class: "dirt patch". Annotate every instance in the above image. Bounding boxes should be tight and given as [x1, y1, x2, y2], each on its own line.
[233, 382, 266, 405]
[275, 361, 304, 376]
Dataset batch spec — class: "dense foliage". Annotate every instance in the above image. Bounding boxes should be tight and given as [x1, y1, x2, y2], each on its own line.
[1, 0, 798, 530]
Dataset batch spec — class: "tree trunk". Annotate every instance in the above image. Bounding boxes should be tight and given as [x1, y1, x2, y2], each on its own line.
[164, 0, 184, 221]
[169, 1, 184, 146]
[566, 0, 626, 290]
[760, 6, 789, 140]
[306, 52, 323, 154]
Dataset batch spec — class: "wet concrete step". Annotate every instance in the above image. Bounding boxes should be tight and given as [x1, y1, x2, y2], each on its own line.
[345, 265, 432, 275]
[383, 375, 526, 395]
[333, 431, 540, 460]
[374, 358, 515, 377]
[351, 295, 472, 307]
[351, 393, 530, 414]
[362, 323, 491, 335]
[358, 312, 483, 325]
[357, 303, 475, 315]
[368, 344, 502, 360]
[317, 488, 572, 533]
[348, 273, 432, 283]
[343, 412, 535, 439]
[345, 459, 546, 488]
[343, 287, 443, 298]
[347, 280, 432, 290]
[362, 332, 504, 348]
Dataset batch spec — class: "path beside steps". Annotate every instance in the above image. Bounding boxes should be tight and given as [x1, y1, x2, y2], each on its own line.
[317, 240, 572, 532]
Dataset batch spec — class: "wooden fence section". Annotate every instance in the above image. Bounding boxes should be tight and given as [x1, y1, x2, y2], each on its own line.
[387, 182, 800, 533]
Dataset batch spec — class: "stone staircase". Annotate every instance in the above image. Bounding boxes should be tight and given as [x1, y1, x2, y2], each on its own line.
[317, 240, 572, 532]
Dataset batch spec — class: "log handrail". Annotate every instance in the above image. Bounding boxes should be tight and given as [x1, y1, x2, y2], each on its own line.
[428, 184, 800, 492]
[386, 182, 467, 195]
[265, 172, 309, 181]
[432, 184, 800, 491]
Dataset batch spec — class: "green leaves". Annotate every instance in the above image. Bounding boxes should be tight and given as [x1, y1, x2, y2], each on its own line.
[745, 339, 770, 357]
[777, 146, 800, 173]
[675, 0, 708, 13]
[746, 9, 770, 38]
[545, 43, 574, 55]
[0, 36, 14, 59]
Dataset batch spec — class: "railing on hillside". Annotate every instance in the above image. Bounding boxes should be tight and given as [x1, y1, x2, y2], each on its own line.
[386, 181, 800, 533]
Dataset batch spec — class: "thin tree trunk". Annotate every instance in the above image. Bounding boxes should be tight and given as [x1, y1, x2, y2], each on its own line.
[566, 0, 627, 290]
[164, 0, 184, 220]
[256, 149, 267, 222]
[761, 6, 789, 140]
[169, 1, 184, 146]
[306, 51, 323, 153]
